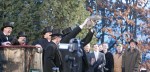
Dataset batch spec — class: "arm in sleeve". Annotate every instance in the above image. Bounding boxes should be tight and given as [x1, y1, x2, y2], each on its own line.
[81, 29, 94, 47]
[61, 26, 81, 43]
[32, 39, 40, 45]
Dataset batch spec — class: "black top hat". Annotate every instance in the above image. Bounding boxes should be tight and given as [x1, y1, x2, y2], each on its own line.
[42, 26, 53, 34]
[1, 22, 14, 30]
[62, 27, 72, 36]
[17, 31, 27, 38]
[129, 39, 138, 45]
[51, 29, 63, 36]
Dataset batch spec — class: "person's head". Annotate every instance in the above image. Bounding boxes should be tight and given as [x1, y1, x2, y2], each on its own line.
[99, 44, 103, 51]
[51, 29, 63, 44]
[1, 22, 14, 35]
[129, 39, 137, 48]
[42, 26, 53, 39]
[102, 43, 109, 53]
[93, 44, 99, 52]
[84, 43, 91, 52]
[17, 31, 27, 45]
[116, 44, 123, 53]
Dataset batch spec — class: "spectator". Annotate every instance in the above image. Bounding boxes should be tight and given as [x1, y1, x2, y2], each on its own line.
[84, 43, 91, 55]
[113, 44, 123, 72]
[89, 44, 106, 72]
[99, 44, 103, 53]
[102, 43, 114, 72]
[84, 43, 92, 68]
[122, 39, 141, 72]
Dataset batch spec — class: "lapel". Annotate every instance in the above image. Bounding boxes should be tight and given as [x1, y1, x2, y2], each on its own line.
[97, 52, 101, 61]
[92, 52, 101, 67]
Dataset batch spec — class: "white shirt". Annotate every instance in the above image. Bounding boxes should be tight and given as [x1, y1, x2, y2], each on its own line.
[94, 51, 99, 61]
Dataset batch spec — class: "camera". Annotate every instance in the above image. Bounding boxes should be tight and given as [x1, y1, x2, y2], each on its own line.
[68, 38, 81, 53]
[59, 38, 83, 72]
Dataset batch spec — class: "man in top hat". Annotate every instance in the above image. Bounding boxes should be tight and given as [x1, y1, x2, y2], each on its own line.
[0, 22, 14, 46]
[122, 39, 141, 72]
[32, 26, 53, 49]
[60, 18, 95, 72]
[43, 29, 63, 72]
[11, 31, 27, 45]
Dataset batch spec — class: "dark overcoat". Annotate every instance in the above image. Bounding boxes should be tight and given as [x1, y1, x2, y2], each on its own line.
[122, 48, 141, 72]
[43, 41, 63, 72]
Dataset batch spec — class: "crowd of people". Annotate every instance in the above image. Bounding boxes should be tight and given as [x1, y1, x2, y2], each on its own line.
[0, 17, 149, 72]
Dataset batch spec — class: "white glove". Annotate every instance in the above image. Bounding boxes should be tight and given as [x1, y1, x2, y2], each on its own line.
[1, 41, 11, 46]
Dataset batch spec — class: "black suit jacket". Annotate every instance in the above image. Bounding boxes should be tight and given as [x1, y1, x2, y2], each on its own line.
[81, 29, 94, 47]
[0, 31, 13, 46]
[43, 41, 63, 72]
[89, 52, 106, 72]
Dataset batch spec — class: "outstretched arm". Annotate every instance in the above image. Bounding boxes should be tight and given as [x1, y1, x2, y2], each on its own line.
[81, 28, 94, 47]
[61, 18, 92, 43]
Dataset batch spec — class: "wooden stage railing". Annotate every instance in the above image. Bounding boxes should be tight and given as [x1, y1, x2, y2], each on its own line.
[0, 45, 43, 72]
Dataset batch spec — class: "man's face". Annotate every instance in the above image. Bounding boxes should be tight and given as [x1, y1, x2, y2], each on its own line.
[57, 36, 62, 42]
[3, 27, 12, 35]
[93, 44, 99, 52]
[103, 43, 108, 51]
[44, 32, 52, 39]
[99, 45, 103, 51]
[84, 44, 90, 52]
[116, 45, 123, 53]
[18, 37, 26, 44]
[130, 42, 136, 48]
